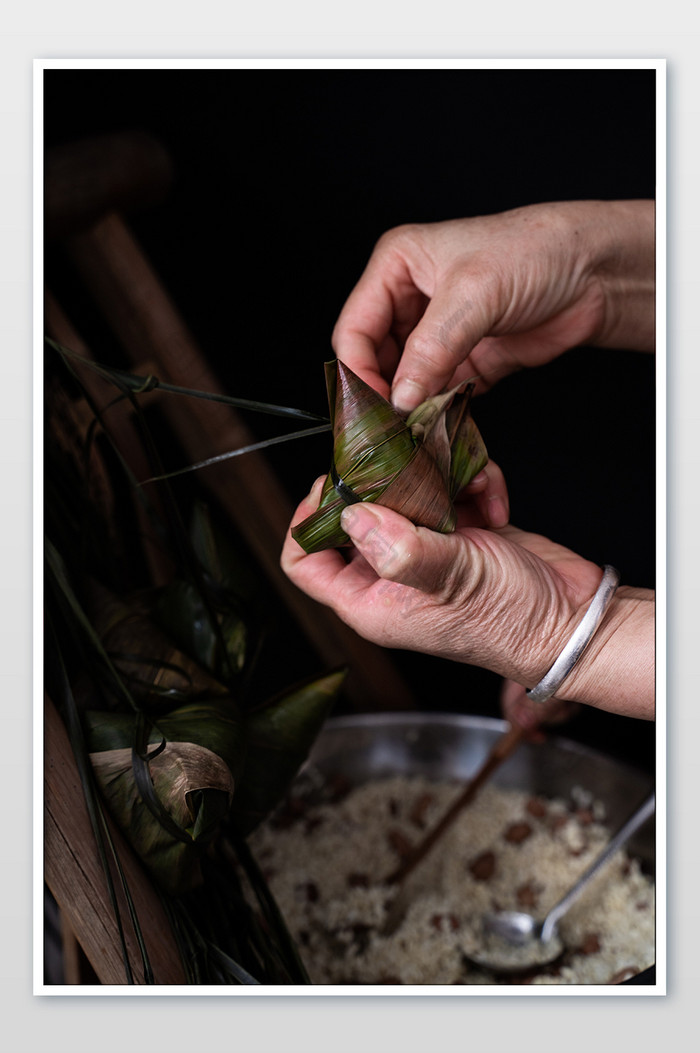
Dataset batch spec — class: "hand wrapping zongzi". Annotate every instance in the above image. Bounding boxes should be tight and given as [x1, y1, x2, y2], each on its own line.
[292, 361, 488, 553]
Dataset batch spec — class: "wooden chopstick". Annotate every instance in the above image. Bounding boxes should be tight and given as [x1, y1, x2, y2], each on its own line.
[380, 722, 526, 934]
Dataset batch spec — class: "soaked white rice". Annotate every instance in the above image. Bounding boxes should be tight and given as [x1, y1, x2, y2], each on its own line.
[250, 774, 655, 986]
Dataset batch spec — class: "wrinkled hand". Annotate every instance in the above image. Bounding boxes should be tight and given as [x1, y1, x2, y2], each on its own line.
[332, 200, 655, 411]
[281, 464, 604, 691]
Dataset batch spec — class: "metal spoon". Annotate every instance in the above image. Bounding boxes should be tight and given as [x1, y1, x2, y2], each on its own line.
[464, 791, 655, 975]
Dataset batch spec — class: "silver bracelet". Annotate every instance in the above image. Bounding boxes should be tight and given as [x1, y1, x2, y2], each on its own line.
[526, 565, 621, 704]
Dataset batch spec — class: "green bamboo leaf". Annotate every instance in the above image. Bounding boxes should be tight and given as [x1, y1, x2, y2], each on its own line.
[230, 668, 346, 836]
[292, 362, 488, 553]
[90, 741, 234, 896]
[155, 700, 248, 781]
[140, 424, 331, 486]
[85, 699, 249, 895]
[85, 699, 248, 790]
[189, 501, 264, 615]
[90, 582, 230, 705]
[47, 338, 329, 423]
[154, 580, 248, 686]
[448, 410, 489, 499]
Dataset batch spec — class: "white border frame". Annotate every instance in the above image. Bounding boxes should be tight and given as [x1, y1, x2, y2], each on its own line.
[33, 56, 666, 998]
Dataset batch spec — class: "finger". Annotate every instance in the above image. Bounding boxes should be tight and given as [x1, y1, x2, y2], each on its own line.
[500, 677, 581, 737]
[375, 337, 402, 385]
[499, 678, 546, 741]
[333, 334, 392, 400]
[390, 270, 495, 412]
[332, 269, 398, 399]
[458, 461, 510, 529]
[288, 475, 326, 530]
[332, 242, 431, 397]
[281, 476, 327, 568]
[451, 336, 525, 393]
[339, 501, 479, 594]
[281, 476, 375, 605]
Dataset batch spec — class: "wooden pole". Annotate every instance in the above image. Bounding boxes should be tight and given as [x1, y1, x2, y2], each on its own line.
[44, 694, 187, 985]
[64, 213, 416, 712]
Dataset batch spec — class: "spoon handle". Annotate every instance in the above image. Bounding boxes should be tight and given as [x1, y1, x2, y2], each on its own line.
[540, 791, 655, 943]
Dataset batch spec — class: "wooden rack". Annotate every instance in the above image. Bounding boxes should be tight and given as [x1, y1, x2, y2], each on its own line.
[43, 131, 417, 984]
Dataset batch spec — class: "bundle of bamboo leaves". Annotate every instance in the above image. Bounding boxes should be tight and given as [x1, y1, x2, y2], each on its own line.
[77, 507, 346, 899]
[44, 343, 349, 984]
[85, 669, 345, 897]
[292, 361, 488, 553]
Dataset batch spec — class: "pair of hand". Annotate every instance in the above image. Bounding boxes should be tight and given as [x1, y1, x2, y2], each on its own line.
[281, 201, 656, 724]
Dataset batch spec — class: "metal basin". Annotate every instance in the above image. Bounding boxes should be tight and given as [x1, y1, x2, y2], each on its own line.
[299, 712, 656, 984]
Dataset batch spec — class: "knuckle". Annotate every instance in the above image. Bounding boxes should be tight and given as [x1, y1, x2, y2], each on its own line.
[374, 222, 425, 260]
[404, 327, 458, 373]
[434, 542, 481, 605]
[358, 520, 422, 584]
[376, 222, 413, 248]
[367, 531, 414, 581]
[380, 534, 418, 582]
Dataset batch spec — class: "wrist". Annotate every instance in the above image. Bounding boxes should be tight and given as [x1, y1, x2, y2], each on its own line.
[525, 565, 620, 704]
[542, 586, 655, 719]
[584, 200, 656, 352]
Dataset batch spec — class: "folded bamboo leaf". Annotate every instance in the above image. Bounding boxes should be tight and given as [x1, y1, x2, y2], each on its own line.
[90, 739, 235, 896]
[86, 700, 249, 895]
[48, 338, 329, 423]
[85, 699, 249, 784]
[154, 579, 248, 686]
[292, 361, 488, 553]
[155, 700, 249, 781]
[189, 501, 266, 619]
[230, 669, 346, 836]
[88, 582, 229, 705]
[446, 404, 490, 500]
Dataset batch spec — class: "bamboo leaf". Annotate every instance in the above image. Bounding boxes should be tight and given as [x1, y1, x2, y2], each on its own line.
[292, 362, 489, 553]
[154, 579, 249, 686]
[89, 582, 230, 705]
[88, 735, 236, 896]
[140, 424, 331, 486]
[230, 669, 346, 836]
[85, 698, 248, 896]
[47, 338, 329, 423]
[189, 501, 261, 607]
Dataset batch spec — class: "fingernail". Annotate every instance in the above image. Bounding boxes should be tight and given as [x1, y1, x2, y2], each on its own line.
[391, 378, 427, 414]
[306, 476, 325, 503]
[340, 503, 381, 543]
[465, 469, 488, 492]
[488, 496, 509, 528]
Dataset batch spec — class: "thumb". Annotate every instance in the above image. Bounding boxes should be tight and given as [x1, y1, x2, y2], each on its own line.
[340, 502, 482, 594]
[390, 274, 492, 412]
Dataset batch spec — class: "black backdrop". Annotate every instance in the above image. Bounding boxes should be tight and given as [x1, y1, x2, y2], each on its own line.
[43, 67, 657, 773]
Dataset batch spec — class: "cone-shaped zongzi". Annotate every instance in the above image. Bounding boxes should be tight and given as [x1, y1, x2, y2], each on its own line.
[292, 361, 488, 553]
[86, 703, 248, 895]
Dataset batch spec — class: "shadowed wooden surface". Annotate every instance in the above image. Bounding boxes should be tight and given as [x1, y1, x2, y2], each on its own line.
[44, 130, 417, 986]
[44, 694, 187, 985]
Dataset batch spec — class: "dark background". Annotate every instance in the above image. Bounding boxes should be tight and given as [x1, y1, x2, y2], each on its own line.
[43, 68, 657, 773]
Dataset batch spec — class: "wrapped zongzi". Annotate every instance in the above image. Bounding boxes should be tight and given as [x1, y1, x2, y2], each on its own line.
[292, 361, 488, 553]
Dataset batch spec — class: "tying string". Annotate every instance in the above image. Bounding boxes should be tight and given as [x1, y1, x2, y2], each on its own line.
[330, 461, 363, 505]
